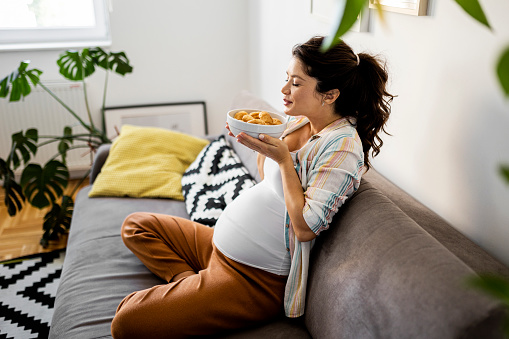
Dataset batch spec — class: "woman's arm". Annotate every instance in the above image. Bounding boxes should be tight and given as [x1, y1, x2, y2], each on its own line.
[235, 132, 316, 242]
[278, 155, 317, 242]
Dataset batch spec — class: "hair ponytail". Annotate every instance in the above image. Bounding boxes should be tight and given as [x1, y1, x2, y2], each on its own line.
[353, 52, 393, 169]
[292, 37, 394, 171]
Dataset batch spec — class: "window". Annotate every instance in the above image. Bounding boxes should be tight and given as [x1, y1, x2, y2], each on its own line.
[0, 0, 111, 51]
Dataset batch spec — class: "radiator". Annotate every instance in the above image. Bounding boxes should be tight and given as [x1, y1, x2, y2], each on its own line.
[0, 81, 93, 177]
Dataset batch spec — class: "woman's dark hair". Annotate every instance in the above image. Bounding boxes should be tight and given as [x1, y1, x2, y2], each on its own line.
[292, 36, 394, 171]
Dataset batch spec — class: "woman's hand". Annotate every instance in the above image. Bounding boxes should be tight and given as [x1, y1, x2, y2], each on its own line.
[232, 129, 291, 165]
[225, 123, 235, 138]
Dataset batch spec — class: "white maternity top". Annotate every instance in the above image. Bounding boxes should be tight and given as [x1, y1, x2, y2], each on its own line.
[213, 157, 291, 276]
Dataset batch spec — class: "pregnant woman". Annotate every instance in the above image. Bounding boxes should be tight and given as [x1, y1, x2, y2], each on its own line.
[111, 35, 394, 338]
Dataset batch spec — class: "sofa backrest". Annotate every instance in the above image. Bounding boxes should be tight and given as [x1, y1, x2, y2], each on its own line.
[363, 169, 509, 278]
[305, 177, 505, 339]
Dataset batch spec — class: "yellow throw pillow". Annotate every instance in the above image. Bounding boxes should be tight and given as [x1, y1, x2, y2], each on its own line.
[88, 125, 209, 200]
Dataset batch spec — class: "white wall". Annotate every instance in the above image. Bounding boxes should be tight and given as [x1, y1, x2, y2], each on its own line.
[0, 0, 250, 136]
[2, 0, 509, 267]
[248, 0, 509, 266]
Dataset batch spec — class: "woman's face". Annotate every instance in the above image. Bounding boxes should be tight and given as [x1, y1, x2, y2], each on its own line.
[281, 57, 322, 117]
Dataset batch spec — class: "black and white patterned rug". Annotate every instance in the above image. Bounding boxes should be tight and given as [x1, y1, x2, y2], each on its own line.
[0, 249, 65, 339]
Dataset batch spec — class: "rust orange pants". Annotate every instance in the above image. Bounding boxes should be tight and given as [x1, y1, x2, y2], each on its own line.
[111, 212, 287, 338]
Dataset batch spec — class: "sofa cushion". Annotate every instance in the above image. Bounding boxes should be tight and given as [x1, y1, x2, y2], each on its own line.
[50, 186, 312, 339]
[181, 135, 256, 226]
[50, 186, 189, 338]
[88, 125, 209, 200]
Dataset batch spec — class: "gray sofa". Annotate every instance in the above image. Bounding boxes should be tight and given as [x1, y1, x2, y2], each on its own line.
[50, 91, 509, 338]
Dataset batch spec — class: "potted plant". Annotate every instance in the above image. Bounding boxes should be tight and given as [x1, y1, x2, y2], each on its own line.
[0, 47, 133, 247]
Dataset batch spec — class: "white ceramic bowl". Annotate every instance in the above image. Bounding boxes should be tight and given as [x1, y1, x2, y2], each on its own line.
[227, 109, 288, 139]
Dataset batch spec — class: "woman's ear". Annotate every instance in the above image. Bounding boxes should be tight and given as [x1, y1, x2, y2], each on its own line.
[324, 89, 340, 104]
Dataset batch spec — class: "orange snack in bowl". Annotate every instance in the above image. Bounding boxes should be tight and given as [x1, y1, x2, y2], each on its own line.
[234, 111, 248, 120]
[259, 112, 273, 124]
[234, 111, 281, 126]
[247, 119, 264, 124]
[242, 115, 255, 122]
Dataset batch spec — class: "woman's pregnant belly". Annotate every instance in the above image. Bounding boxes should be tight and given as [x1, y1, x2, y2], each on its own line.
[213, 181, 290, 275]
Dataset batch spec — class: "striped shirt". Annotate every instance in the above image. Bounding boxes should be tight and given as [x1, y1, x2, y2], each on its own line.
[282, 116, 364, 318]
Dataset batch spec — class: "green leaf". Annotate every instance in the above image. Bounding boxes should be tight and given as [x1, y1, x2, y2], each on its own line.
[58, 126, 74, 163]
[0, 76, 9, 97]
[496, 46, 509, 97]
[466, 273, 509, 305]
[89, 47, 110, 69]
[453, 0, 491, 30]
[0, 158, 8, 181]
[57, 49, 96, 81]
[322, 0, 368, 51]
[89, 47, 133, 76]
[500, 165, 509, 184]
[8, 79, 21, 101]
[18, 60, 29, 72]
[0, 61, 42, 102]
[58, 142, 70, 163]
[370, 0, 386, 25]
[107, 51, 133, 76]
[467, 274, 509, 336]
[20, 160, 69, 209]
[0, 158, 26, 216]
[26, 69, 42, 86]
[10, 129, 38, 170]
[11, 74, 31, 100]
[41, 195, 73, 247]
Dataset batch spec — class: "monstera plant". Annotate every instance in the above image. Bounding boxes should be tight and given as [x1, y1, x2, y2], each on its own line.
[0, 47, 133, 247]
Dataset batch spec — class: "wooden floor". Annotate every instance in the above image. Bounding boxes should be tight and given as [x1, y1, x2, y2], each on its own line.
[0, 179, 89, 261]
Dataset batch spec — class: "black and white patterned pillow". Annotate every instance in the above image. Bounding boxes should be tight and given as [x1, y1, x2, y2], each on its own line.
[181, 135, 257, 226]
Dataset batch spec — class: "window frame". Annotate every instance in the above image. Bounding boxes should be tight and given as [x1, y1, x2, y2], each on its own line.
[0, 0, 112, 51]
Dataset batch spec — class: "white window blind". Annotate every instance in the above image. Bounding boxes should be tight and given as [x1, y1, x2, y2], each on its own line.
[0, 0, 111, 51]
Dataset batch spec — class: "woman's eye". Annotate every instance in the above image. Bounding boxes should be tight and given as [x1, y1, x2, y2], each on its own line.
[284, 79, 299, 86]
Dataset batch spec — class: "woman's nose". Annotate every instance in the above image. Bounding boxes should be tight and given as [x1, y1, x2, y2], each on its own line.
[281, 82, 290, 94]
